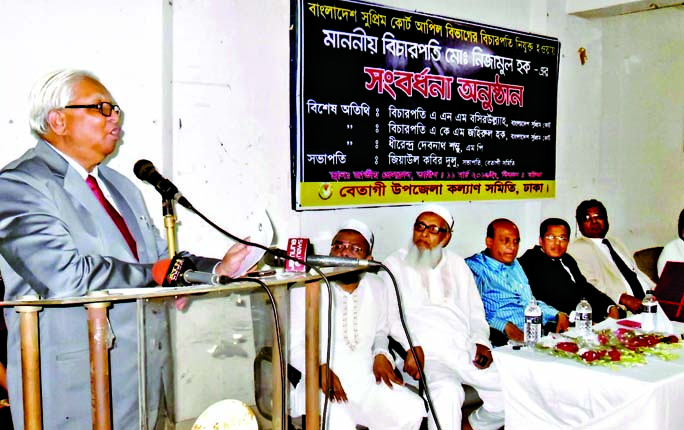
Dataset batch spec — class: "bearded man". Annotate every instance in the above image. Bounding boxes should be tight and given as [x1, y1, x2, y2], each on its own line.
[382, 205, 505, 430]
[289, 220, 425, 430]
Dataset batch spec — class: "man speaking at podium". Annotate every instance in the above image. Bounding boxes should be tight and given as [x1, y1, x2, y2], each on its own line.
[0, 69, 249, 429]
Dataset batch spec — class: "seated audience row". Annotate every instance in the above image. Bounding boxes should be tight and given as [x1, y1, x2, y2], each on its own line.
[468, 199, 652, 345]
[290, 200, 677, 430]
[291, 207, 505, 430]
[466, 218, 569, 346]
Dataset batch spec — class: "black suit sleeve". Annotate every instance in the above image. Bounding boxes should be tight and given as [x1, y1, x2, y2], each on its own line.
[519, 248, 555, 306]
[565, 255, 617, 320]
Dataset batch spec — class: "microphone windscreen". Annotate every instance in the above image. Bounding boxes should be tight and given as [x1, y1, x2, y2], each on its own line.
[285, 238, 310, 273]
[160, 254, 198, 287]
[133, 159, 155, 181]
[152, 259, 172, 285]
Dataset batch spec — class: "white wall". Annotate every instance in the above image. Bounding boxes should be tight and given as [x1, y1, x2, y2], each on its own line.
[170, 0, 295, 259]
[0, 0, 171, 210]
[598, 7, 684, 248]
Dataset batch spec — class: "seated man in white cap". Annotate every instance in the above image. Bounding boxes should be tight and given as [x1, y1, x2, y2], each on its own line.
[382, 205, 505, 430]
[289, 220, 426, 430]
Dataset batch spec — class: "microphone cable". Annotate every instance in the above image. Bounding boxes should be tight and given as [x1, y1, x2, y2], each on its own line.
[176, 200, 338, 430]
[378, 263, 443, 430]
[177, 198, 270, 253]
[228, 276, 286, 427]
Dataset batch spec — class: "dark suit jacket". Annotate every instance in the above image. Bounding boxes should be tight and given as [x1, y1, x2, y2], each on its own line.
[0, 141, 217, 429]
[519, 246, 616, 321]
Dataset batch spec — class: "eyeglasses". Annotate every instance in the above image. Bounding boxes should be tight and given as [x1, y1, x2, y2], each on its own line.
[414, 221, 448, 235]
[543, 235, 569, 243]
[583, 213, 603, 222]
[331, 243, 365, 254]
[64, 102, 121, 117]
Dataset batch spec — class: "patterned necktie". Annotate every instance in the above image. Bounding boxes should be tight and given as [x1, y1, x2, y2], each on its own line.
[86, 175, 139, 260]
[602, 238, 644, 299]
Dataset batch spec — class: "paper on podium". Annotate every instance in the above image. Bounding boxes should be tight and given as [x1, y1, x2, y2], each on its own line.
[233, 209, 274, 277]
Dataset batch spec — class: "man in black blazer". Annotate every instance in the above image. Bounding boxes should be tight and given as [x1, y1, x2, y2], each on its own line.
[519, 218, 620, 321]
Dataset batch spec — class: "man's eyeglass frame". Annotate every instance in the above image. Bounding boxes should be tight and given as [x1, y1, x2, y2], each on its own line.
[543, 235, 569, 243]
[414, 221, 449, 235]
[63, 102, 121, 117]
[330, 243, 366, 254]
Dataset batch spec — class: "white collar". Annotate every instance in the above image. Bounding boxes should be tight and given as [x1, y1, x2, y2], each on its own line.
[46, 142, 101, 180]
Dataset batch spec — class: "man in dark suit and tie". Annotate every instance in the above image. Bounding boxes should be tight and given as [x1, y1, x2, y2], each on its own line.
[0, 69, 249, 429]
[568, 199, 652, 314]
[519, 218, 620, 321]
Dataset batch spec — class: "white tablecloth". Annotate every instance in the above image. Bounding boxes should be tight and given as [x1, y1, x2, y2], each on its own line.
[492, 322, 684, 429]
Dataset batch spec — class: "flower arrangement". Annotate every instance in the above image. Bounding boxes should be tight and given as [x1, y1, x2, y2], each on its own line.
[536, 328, 682, 367]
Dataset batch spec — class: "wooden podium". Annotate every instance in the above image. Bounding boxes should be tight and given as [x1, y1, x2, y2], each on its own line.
[0, 267, 356, 430]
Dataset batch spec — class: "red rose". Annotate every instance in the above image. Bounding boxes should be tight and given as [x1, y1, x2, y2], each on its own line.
[608, 348, 621, 361]
[556, 342, 579, 354]
[643, 335, 660, 346]
[661, 335, 679, 344]
[581, 350, 600, 362]
[614, 328, 634, 342]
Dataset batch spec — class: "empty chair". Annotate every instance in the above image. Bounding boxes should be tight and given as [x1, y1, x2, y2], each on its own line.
[634, 246, 664, 284]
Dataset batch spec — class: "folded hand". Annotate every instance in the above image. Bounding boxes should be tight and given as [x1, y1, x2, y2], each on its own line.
[319, 364, 347, 402]
[473, 343, 493, 369]
[373, 354, 403, 387]
[403, 346, 424, 380]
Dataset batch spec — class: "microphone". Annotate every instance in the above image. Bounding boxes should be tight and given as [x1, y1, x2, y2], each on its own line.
[182, 270, 230, 286]
[134, 159, 191, 208]
[306, 254, 377, 268]
[262, 245, 378, 269]
[152, 257, 229, 287]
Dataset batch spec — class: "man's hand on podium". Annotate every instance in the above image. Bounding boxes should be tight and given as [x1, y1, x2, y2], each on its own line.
[216, 241, 252, 278]
[154, 241, 251, 311]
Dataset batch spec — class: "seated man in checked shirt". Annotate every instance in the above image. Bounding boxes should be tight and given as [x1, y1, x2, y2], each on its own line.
[465, 218, 569, 346]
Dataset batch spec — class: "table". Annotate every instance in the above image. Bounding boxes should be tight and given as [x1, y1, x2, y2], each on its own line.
[492, 322, 684, 429]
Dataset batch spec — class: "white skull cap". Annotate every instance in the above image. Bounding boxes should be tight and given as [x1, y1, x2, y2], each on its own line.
[418, 204, 454, 229]
[337, 219, 374, 252]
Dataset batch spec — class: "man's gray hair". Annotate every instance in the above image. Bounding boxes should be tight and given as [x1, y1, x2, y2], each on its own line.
[28, 69, 100, 138]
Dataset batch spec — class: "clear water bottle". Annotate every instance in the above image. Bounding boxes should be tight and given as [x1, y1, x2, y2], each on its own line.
[641, 290, 657, 332]
[575, 298, 593, 338]
[524, 298, 542, 347]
